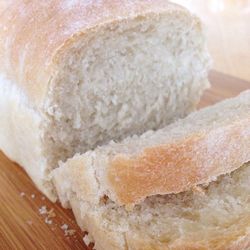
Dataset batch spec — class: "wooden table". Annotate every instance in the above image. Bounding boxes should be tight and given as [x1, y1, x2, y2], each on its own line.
[1, 2, 250, 250]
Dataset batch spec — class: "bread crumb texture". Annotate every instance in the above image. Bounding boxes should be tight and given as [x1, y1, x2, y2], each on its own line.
[81, 163, 250, 250]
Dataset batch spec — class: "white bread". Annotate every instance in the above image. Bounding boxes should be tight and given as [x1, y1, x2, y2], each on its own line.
[0, 1, 210, 200]
[53, 90, 250, 208]
[56, 162, 250, 250]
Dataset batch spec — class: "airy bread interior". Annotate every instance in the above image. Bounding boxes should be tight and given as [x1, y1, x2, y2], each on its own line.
[75, 163, 250, 249]
[44, 12, 210, 174]
[92, 90, 250, 156]
[53, 90, 249, 206]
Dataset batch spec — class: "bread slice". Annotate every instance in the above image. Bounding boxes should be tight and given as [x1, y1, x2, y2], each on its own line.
[53, 90, 250, 208]
[56, 162, 250, 250]
[0, 1, 210, 200]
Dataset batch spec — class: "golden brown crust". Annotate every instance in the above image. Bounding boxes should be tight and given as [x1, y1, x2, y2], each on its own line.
[108, 118, 250, 205]
[0, 0, 188, 105]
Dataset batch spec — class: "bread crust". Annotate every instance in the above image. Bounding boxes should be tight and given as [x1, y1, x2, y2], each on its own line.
[0, 74, 56, 200]
[108, 117, 250, 206]
[0, 0, 191, 106]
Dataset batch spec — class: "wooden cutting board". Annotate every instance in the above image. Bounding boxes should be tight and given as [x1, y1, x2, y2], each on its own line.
[0, 71, 250, 250]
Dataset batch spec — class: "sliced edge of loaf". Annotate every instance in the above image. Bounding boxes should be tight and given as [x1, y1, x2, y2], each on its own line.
[59, 163, 250, 250]
[53, 90, 250, 207]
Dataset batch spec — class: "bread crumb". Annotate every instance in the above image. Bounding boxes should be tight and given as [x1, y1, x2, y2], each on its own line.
[61, 224, 75, 236]
[65, 229, 76, 236]
[83, 234, 92, 246]
[61, 224, 68, 230]
[20, 192, 25, 197]
[38, 206, 56, 226]
[31, 194, 35, 199]
[47, 208, 56, 218]
[39, 206, 48, 215]
[45, 217, 53, 225]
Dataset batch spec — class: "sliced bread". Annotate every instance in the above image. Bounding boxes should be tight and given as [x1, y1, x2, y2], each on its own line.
[56, 162, 250, 250]
[53, 90, 250, 208]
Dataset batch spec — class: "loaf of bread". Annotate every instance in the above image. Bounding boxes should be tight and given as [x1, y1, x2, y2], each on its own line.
[0, 1, 210, 200]
[53, 90, 250, 208]
[55, 162, 250, 250]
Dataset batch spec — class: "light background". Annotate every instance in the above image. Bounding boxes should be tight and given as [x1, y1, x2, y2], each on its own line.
[172, 0, 250, 81]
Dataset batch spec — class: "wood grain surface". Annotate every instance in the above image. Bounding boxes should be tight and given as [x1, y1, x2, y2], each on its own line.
[0, 71, 250, 250]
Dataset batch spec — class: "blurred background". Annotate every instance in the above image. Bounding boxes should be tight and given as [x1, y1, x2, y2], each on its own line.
[172, 0, 250, 81]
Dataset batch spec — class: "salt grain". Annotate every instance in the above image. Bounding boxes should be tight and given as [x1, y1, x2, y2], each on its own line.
[31, 194, 35, 199]
[20, 192, 25, 197]
[65, 229, 76, 236]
